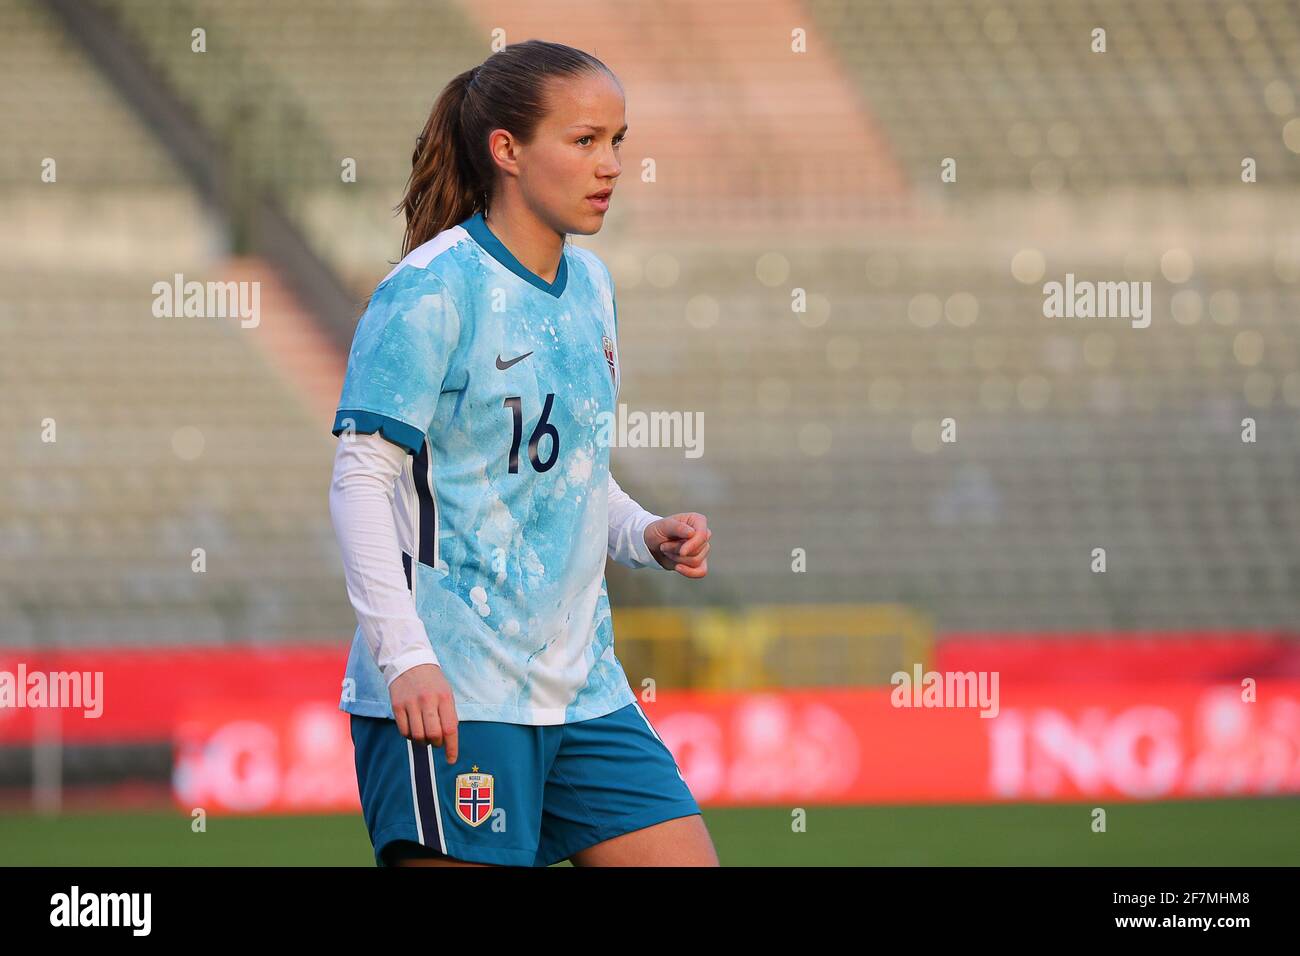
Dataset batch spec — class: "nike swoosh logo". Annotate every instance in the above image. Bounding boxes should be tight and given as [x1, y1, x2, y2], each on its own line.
[496, 351, 533, 370]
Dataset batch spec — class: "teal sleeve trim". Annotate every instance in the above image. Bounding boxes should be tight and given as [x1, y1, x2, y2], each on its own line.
[331, 409, 423, 455]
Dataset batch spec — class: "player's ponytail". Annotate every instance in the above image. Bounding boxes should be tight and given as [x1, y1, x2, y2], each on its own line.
[397, 40, 616, 258]
[398, 66, 479, 258]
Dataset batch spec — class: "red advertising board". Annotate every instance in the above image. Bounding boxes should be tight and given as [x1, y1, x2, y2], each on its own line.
[0, 646, 346, 744]
[3, 642, 1296, 812]
[173, 699, 361, 813]
[164, 682, 1300, 814]
[4, 633, 1296, 744]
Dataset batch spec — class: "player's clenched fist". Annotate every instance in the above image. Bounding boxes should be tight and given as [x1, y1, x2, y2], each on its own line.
[645, 513, 711, 578]
[389, 663, 459, 763]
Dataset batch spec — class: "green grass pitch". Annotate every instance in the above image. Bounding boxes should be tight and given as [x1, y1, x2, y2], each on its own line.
[1, 798, 1297, 865]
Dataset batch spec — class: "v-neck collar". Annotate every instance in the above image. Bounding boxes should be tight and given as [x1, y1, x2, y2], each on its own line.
[460, 210, 568, 299]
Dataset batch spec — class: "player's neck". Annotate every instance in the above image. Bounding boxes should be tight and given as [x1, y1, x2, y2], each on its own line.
[482, 204, 565, 285]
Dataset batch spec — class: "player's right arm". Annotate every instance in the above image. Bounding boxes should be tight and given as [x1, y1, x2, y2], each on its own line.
[329, 432, 458, 761]
[328, 268, 463, 759]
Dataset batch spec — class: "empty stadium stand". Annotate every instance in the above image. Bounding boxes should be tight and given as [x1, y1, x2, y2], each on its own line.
[3, 0, 1300, 653]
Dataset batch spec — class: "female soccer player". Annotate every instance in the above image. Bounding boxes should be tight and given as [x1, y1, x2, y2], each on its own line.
[328, 40, 717, 866]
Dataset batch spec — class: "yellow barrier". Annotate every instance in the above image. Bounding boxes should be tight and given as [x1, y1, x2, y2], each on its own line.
[611, 603, 933, 691]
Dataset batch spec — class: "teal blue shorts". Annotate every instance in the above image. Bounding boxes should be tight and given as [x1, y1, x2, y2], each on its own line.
[350, 701, 701, 867]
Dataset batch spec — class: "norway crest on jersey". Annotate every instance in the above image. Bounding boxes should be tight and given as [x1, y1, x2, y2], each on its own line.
[602, 335, 616, 383]
[455, 767, 494, 827]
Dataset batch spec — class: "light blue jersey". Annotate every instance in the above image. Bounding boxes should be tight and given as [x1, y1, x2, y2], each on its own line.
[332, 210, 636, 725]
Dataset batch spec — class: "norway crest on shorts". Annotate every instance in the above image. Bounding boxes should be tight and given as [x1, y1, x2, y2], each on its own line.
[455, 767, 494, 826]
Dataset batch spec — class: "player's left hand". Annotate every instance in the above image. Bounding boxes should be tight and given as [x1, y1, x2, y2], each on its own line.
[645, 513, 710, 578]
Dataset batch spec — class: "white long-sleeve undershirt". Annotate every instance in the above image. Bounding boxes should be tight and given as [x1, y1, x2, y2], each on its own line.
[328, 431, 664, 688]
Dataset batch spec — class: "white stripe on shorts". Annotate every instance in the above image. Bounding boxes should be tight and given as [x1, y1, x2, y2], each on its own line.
[631, 699, 687, 783]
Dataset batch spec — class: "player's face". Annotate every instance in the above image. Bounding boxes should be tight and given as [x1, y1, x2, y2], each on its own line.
[522, 71, 625, 237]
